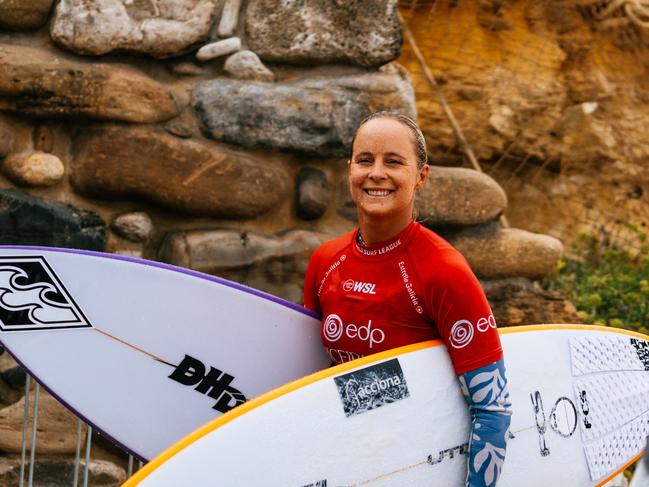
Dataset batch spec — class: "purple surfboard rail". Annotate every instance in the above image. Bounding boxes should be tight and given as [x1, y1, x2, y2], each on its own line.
[0, 245, 322, 461]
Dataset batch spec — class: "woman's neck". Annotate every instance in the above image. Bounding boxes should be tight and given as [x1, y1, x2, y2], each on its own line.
[357, 213, 413, 245]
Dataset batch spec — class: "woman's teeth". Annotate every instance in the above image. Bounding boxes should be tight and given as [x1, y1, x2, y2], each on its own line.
[365, 189, 392, 196]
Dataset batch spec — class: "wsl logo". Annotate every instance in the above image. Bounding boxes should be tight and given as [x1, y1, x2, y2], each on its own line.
[0, 256, 92, 332]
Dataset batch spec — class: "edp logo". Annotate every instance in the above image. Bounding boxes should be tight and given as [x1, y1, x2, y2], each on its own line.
[334, 358, 409, 418]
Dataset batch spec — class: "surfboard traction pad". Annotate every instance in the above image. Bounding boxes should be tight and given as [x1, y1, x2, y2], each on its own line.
[570, 335, 649, 480]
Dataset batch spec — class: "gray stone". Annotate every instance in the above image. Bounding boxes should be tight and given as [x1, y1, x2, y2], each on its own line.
[245, 0, 401, 67]
[0, 0, 53, 30]
[111, 212, 154, 242]
[0, 189, 106, 250]
[71, 125, 288, 219]
[217, 0, 241, 37]
[416, 167, 507, 226]
[447, 223, 564, 279]
[481, 277, 579, 327]
[196, 37, 241, 61]
[2, 151, 65, 187]
[296, 167, 329, 220]
[192, 66, 415, 155]
[50, 0, 218, 58]
[224, 50, 274, 82]
[0, 44, 179, 123]
[160, 229, 329, 303]
[0, 117, 13, 158]
[0, 456, 125, 486]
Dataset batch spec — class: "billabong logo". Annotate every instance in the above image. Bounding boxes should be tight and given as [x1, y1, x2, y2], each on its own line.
[323, 314, 385, 349]
[168, 354, 246, 413]
[334, 358, 409, 417]
[0, 256, 92, 332]
[342, 279, 377, 295]
[449, 315, 497, 349]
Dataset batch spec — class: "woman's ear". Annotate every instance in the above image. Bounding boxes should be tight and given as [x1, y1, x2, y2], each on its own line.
[415, 164, 429, 190]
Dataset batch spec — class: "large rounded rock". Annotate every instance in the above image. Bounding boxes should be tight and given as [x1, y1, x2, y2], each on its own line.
[448, 223, 563, 279]
[0, 0, 53, 30]
[245, 0, 401, 67]
[50, 0, 218, 58]
[2, 151, 65, 187]
[0, 390, 86, 454]
[71, 126, 289, 218]
[416, 167, 507, 226]
[0, 44, 178, 123]
[192, 65, 415, 155]
[0, 189, 106, 250]
[160, 229, 329, 303]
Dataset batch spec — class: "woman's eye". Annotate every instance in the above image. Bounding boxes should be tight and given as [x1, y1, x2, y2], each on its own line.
[357, 158, 372, 164]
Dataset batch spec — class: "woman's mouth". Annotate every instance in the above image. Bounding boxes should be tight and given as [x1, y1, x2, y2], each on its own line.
[364, 189, 393, 197]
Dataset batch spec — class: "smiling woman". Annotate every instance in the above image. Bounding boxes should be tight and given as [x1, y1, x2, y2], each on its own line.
[348, 113, 429, 244]
[303, 111, 513, 487]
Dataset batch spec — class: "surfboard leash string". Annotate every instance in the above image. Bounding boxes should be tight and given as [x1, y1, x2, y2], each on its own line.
[93, 327, 177, 368]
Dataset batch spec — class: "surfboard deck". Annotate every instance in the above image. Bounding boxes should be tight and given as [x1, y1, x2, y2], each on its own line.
[126, 325, 649, 486]
[0, 246, 330, 461]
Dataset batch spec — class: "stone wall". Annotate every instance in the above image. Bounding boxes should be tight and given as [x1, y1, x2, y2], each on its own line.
[0, 1, 573, 482]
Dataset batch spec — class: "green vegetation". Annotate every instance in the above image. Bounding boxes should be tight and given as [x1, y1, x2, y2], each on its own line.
[544, 227, 649, 335]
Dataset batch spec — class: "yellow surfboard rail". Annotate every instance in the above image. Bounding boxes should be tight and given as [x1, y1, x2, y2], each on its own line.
[124, 324, 649, 486]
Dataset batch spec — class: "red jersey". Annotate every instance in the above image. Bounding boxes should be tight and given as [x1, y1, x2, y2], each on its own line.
[303, 221, 503, 375]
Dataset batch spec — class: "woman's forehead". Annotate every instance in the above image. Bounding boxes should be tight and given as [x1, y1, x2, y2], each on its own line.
[353, 118, 415, 153]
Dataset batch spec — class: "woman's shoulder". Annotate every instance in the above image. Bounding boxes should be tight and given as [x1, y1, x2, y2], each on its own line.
[410, 224, 472, 273]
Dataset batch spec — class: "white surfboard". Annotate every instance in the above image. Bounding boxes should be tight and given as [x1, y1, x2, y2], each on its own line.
[126, 325, 649, 486]
[0, 246, 330, 461]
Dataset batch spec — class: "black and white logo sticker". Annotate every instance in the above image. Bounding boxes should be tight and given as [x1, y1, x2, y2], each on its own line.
[334, 358, 409, 418]
[0, 256, 92, 332]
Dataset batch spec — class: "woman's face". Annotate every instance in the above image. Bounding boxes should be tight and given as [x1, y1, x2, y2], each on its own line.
[349, 117, 428, 222]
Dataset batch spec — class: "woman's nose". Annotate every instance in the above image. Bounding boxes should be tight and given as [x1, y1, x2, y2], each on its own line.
[368, 161, 387, 179]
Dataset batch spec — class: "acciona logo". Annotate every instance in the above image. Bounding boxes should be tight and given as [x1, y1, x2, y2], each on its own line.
[342, 279, 377, 295]
[334, 358, 410, 417]
[323, 314, 385, 349]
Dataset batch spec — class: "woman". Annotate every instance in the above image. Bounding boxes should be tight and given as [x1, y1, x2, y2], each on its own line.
[303, 112, 512, 487]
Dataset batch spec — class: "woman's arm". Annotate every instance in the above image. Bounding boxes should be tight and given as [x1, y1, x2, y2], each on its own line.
[458, 359, 512, 487]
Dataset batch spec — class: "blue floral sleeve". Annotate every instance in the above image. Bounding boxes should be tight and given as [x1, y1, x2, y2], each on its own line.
[458, 359, 512, 487]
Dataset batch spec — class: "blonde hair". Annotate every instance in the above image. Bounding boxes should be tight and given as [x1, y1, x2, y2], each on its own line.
[351, 111, 428, 169]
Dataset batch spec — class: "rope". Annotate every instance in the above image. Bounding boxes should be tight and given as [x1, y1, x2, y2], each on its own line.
[398, 11, 510, 228]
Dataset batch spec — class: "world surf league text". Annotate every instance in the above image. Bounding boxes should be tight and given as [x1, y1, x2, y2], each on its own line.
[169, 354, 246, 412]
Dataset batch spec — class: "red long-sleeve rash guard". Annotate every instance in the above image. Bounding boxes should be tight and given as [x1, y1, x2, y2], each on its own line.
[303, 221, 503, 375]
